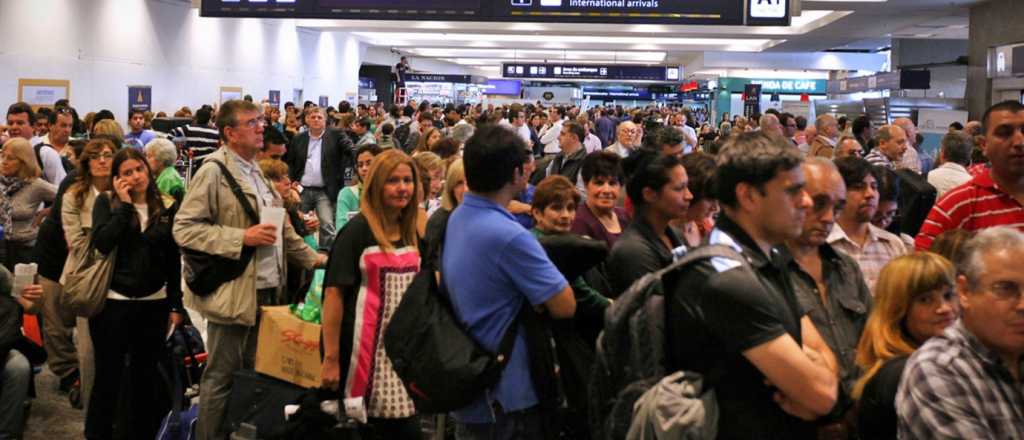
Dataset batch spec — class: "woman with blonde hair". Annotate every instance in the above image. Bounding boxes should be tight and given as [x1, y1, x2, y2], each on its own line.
[91, 119, 125, 147]
[320, 149, 422, 438]
[423, 158, 465, 269]
[0, 138, 57, 269]
[60, 138, 116, 410]
[853, 252, 961, 439]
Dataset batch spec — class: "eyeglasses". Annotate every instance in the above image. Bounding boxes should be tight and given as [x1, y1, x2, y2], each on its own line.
[236, 118, 265, 129]
[91, 152, 114, 161]
[987, 281, 1023, 302]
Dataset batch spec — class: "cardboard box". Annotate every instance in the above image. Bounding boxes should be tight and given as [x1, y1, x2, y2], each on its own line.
[255, 305, 322, 388]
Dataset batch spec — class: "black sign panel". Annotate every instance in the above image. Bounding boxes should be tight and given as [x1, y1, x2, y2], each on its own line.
[503, 63, 678, 81]
[201, 0, 787, 26]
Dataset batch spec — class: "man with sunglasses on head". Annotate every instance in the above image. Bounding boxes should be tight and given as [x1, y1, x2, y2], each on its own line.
[781, 157, 873, 438]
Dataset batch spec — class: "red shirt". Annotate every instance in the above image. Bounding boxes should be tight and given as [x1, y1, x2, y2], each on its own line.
[915, 169, 1024, 250]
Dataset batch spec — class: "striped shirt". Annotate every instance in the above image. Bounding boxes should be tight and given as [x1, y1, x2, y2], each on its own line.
[171, 124, 220, 162]
[827, 223, 907, 293]
[864, 149, 896, 169]
[897, 321, 1024, 439]
[914, 168, 1024, 250]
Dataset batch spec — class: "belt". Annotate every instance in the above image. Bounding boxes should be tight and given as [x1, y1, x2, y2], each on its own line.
[107, 287, 167, 301]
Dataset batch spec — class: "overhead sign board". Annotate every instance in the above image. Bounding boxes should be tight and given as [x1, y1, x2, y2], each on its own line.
[402, 73, 488, 84]
[719, 77, 828, 95]
[201, 0, 788, 26]
[482, 79, 522, 95]
[502, 63, 680, 82]
[826, 71, 931, 94]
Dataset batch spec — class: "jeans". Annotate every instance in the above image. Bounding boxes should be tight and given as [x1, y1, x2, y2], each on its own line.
[299, 187, 335, 251]
[455, 406, 544, 440]
[0, 350, 30, 440]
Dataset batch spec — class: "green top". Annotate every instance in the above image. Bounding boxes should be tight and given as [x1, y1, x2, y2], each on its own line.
[530, 228, 612, 310]
[335, 184, 361, 229]
[156, 166, 185, 199]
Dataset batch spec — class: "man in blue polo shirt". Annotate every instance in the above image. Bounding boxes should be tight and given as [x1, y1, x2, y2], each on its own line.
[443, 124, 576, 438]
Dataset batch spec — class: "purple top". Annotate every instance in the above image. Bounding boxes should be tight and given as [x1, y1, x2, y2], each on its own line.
[571, 202, 630, 249]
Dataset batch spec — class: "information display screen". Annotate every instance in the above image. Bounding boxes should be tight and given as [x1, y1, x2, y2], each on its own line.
[502, 63, 679, 81]
[202, 0, 787, 26]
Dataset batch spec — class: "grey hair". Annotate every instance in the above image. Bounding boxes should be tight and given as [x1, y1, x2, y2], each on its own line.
[961, 227, 1024, 289]
[451, 123, 475, 144]
[144, 138, 178, 168]
[940, 131, 973, 166]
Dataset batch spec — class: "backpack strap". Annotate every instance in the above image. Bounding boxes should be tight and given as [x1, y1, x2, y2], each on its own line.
[207, 159, 260, 225]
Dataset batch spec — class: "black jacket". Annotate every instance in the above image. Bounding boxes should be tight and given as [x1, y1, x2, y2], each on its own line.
[34, 169, 78, 280]
[285, 128, 355, 204]
[91, 193, 183, 310]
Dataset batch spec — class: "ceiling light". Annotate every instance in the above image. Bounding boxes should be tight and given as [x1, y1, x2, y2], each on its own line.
[351, 31, 775, 51]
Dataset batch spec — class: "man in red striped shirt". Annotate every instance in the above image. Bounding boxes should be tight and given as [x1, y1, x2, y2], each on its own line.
[915, 100, 1024, 250]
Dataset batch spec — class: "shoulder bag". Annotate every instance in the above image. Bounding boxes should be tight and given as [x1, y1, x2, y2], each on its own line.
[181, 160, 261, 297]
[62, 194, 117, 318]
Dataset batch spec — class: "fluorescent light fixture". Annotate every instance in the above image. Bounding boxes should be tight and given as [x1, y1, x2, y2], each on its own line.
[352, 31, 775, 51]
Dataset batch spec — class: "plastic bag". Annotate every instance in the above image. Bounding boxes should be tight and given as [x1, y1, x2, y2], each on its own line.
[290, 269, 325, 324]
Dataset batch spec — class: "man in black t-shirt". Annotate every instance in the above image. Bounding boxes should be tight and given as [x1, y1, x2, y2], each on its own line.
[664, 131, 839, 439]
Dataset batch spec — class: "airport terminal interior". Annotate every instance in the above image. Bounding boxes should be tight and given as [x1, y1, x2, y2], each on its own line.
[2, 0, 1024, 439]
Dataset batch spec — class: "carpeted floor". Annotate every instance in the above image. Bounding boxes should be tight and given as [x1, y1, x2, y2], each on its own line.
[25, 367, 85, 440]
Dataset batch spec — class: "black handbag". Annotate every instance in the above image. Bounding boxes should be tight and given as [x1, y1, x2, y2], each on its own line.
[182, 160, 259, 297]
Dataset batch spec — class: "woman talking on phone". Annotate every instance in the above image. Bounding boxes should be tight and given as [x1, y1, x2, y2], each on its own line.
[85, 148, 182, 440]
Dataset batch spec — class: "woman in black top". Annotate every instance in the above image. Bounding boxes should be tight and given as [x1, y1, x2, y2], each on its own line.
[853, 252, 960, 439]
[86, 148, 182, 440]
[321, 149, 423, 439]
[605, 150, 692, 297]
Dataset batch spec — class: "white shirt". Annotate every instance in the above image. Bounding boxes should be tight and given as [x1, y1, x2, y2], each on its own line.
[584, 133, 602, 154]
[897, 146, 923, 174]
[927, 162, 972, 197]
[300, 131, 325, 188]
[37, 144, 67, 186]
[517, 124, 533, 146]
[539, 119, 563, 154]
[677, 125, 698, 153]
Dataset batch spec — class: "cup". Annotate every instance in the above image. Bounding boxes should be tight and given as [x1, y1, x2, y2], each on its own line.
[13, 263, 37, 298]
[261, 206, 286, 246]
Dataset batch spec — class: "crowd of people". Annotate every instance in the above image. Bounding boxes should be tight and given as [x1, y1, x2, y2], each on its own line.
[0, 93, 1021, 440]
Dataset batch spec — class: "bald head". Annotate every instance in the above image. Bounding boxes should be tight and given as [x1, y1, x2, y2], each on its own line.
[760, 114, 784, 137]
[816, 115, 839, 140]
[796, 157, 846, 246]
[876, 124, 909, 162]
[893, 117, 918, 147]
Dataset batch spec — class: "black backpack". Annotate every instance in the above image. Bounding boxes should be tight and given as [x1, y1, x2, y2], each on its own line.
[892, 169, 937, 237]
[34, 143, 74, 174]
[383, 224, 520, 414]
[588, 245, 744, 440]
[393, 122, 412, 152]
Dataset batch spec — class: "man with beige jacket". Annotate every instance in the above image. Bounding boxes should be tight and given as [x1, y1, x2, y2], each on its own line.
[173, 99, 325, 440]
[809, 114, 840, 159]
